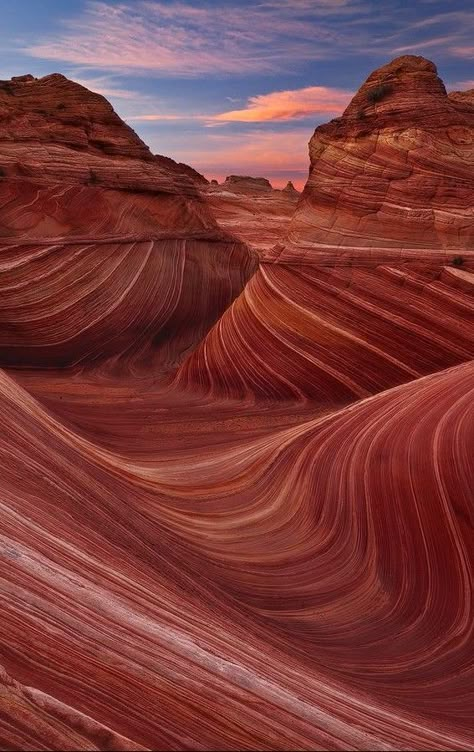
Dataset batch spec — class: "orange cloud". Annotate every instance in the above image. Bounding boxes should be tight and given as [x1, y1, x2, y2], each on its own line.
[213, 86, 353, 122]
[127, 85, 353, 124]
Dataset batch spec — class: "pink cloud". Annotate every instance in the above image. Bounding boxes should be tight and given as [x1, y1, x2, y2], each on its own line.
[22, 0, 365, 75]
[449, 80, 474, 91]
[127, 85, 352, 124]
[71, 75, 144, 100]
[213, 86, 353, 122]
[392, 34, 461, 53]
[451, 47, 474, 58]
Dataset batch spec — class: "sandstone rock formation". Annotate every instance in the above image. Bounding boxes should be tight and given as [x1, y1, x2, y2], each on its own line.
[0, 356, 472, 751]
[176, 261, 474, 400]
[179, 56, 474, 400]
[204, 174, 300, 251]
[282, 180, 299, 195]
[153, 152, 210, 185]
[221, 174, 274, 192]
[0, 58, 473, 752]
[0, 73, 256, 370]
[269, 55, 474, 264]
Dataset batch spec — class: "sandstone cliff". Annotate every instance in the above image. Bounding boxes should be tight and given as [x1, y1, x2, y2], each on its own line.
[0, 73, 256, 369]
[204, 174, 300, 251]
[269, 55, 474, 264]
[177, 56, 474, 400]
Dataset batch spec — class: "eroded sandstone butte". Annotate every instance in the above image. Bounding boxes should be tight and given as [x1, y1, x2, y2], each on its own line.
[177, 56, 474, 401]
[204, 174, 300, 251]
[0, 58, 473, 752]
[0, 73, 256, 370]
[270, 55, 474, 264]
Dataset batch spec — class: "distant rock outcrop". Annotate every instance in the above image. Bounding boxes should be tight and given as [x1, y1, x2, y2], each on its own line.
[204, 175, 300, 251]
[282, 180, 299, 195]
[222, 175, 273, 192]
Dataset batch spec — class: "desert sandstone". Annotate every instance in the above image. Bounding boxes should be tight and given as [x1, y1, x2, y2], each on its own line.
[0, 56, 472, 751]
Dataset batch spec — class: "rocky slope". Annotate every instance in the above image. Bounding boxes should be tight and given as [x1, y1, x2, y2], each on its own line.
[179, 56, 474, 400]
[0, 58, 472, 752]
[268, 55, 474, 264]
[176, 262, 474, 400]
[0, 73, 208, 191]
[204, 174, 300, 251]
[0, 73, 256, 370]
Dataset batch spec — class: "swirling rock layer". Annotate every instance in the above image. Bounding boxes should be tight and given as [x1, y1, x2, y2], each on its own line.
[269, 55, 474, 264]
[0, 241, 254, 370]
[176, 262, 474, 400]
[0, 58, 473, 751]
[0, 361, 472, 751]
[204, 175, 300, 252]
[0, 74, 257, 370]
[181, 56, 474, 400]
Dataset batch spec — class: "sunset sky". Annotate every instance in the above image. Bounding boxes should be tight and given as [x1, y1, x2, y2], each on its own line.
[2, 0, 473, 188]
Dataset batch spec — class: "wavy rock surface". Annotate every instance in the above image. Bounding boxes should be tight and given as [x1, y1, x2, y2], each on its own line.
[204, 175, 300, 252]
[268, 55, 474, 264]
[176, 262, 474, 400]
[0, 74, 256, 370]
[180, 56, 474, 400]
[0, 362, 473, 751]
[0, 58, 473, 752]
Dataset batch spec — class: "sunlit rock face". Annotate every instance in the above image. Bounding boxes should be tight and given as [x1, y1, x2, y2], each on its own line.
[269, 55, 474, 264]
[0, 60, 473, 752]
[0, 73, 257, 371]
[179, 56, 474, 401]
[204, 175, 300, 252]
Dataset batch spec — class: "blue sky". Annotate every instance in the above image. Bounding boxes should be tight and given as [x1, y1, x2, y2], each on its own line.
[1, 0, 473, 187]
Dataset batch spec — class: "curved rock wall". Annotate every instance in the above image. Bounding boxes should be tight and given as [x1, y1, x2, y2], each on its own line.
[0, 74, 257, 371]
[0, 59, 472, 751]
[180, 56, 474, 401]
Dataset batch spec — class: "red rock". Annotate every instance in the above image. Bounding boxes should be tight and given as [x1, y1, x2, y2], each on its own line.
[0, 73, 153, 161]
[0, 58, 472, 752]
[0, 74, 256, 369]
[269, 55, 474, 264]
[204, 174, 300, 251]
[0, 359, 473, 751]
[153, 152, 210, 185]
[179, 56, 474, 401]
[176, 262, 474, 400]
[222, 174, 274, 192]
[282, 180, 299, 195]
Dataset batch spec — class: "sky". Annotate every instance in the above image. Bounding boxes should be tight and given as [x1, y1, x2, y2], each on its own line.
[1, 0, 473, 188]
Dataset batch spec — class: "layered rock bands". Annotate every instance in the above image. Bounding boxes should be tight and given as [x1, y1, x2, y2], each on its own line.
[0, 57, 472, 751]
